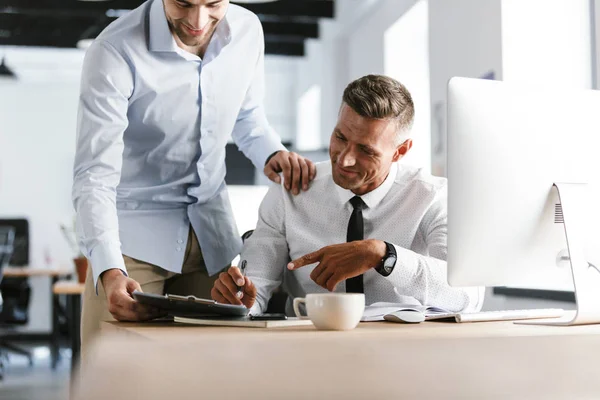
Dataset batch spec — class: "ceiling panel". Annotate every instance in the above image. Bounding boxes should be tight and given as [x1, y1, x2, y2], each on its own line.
[0, 0, 333, 56]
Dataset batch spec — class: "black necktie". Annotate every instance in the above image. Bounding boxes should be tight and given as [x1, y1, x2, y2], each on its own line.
[346, 196, 366, 293]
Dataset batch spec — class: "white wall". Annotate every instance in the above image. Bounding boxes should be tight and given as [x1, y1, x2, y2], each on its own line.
[0, 46, 85, 332]
[384, 0, 430, 170]
[294, 0, 426, 159]
[595, 0, 600, 88]
[502, 0, 592, 89]
[428, 0, 503, 177]
[263, 56, 297, 143]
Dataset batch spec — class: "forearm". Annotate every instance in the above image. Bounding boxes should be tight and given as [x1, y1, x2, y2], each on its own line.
[73, 190, 126, 284]
[232, 115, 286, 169]
[230, 22, 286, 169]
[241, 184, 289, 313]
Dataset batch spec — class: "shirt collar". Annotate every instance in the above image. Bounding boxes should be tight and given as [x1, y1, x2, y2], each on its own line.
[148, 0, 232, 59]
[149, 0, 178, 53]
[333, 163, 398, 210]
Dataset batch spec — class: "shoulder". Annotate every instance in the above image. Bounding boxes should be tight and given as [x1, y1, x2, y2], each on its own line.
[266, 160, 333, 207]
[95, 2, 149, 52]
[313, 160, 334, 184]
[393, 163, 447, 195]
[226, 4, 262, 27]
[226, 4, 263, 37]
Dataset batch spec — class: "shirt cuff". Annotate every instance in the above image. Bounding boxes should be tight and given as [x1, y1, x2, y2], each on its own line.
[386, 244, 419, 287]
[253, 137, 286, 169]
[249, 302, 262, 316]
[89, 242, 128, 294]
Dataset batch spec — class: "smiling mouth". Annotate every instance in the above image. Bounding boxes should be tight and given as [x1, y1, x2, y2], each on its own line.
[337, 165, 358, 176]
[183, 24, 204, 36]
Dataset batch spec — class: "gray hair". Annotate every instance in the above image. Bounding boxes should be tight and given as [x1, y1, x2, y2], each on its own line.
[342, 74, 415, 145]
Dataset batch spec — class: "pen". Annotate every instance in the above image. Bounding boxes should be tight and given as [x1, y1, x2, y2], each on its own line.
[236, 260, 247, 299]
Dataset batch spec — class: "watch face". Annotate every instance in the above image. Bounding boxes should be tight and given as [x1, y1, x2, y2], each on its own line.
[384, 256, 397, 269]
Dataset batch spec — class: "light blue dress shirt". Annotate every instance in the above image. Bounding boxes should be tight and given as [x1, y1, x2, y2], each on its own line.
[72, 0, 285, 288]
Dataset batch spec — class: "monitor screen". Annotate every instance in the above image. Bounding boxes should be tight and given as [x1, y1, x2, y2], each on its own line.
[446, 77, 600, 290]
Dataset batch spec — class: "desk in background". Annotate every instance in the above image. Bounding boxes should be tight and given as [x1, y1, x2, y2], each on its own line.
[73, 320, 600, 399]
[3, 266, 72, 368]
[52, 281, 84, 372]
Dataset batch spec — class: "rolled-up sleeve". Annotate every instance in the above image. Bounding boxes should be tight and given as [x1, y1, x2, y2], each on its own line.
[72, 40, 133, 291]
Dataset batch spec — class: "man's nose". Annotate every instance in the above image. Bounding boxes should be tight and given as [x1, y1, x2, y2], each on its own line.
[190, 7, 210, 29]
[338, 149, 356, 167]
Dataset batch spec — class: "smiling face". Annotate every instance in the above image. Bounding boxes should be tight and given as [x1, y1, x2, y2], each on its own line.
[329, 104, 412, 195]
[163, 0, 228, 54]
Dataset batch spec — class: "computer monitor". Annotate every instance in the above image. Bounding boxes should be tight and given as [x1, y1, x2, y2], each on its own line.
[446, 77, 600, 325]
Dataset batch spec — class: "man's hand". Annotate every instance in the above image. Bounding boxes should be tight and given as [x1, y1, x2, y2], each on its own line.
[287, 240, 387, 291]
[101, 269, 164, 321]
[211, 266, 257, 309]
[264, 151, 316, 195]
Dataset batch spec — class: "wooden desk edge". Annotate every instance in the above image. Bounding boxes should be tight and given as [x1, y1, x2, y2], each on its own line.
[4, 266, 72, 277]
[53, 281, 85, 295]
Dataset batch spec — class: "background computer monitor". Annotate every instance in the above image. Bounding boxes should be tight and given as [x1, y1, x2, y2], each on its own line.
[446, 77, 600, 291]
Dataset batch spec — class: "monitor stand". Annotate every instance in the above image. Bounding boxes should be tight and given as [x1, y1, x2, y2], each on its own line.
[517, 183, 600, 326]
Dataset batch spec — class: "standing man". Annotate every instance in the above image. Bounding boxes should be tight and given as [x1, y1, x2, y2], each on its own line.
[73, 0, 315, 353]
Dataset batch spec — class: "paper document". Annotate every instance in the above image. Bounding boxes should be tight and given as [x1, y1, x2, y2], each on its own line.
[362, 302, 451, 322]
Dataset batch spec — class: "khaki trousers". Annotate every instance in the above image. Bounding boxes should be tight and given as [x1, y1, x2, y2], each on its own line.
[80, 227, 223, 360]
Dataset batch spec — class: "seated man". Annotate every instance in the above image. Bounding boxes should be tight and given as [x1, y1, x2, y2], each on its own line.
[212, 74, 483, 314]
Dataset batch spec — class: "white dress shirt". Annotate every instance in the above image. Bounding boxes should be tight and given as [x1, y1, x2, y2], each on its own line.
[72, 0, 285, 287]
[244, 161, 484, 315]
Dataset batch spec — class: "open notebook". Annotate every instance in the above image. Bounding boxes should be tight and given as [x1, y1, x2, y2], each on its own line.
[174, 316, 314, 328]
[362, 302, 450, 322]
[362, 302, 565, 323]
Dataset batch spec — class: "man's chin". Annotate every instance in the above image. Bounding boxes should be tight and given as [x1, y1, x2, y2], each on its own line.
[178, 35, 202, 47]
[332, 173, 358, 191]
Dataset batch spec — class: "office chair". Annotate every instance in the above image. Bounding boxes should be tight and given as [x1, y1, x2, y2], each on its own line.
[0, 226, 33, 379]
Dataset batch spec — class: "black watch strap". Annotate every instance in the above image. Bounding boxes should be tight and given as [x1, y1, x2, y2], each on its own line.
[375, 241, 397, 277]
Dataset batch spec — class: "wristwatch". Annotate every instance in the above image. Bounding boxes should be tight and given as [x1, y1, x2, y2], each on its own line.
[375, 241, 397, 277]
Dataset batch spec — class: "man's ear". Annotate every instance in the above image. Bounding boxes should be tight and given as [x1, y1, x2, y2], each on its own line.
[392, 139, 413, 162]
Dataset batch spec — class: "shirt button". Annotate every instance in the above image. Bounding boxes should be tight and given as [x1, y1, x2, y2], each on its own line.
[177, 239, 183, 244]
[176, 247, 182, 252]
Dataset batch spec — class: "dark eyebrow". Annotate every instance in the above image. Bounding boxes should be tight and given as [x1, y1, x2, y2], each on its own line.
[359, 144, 377, 154]
[334, 128, 346, 138]
[335, 128, 377, 154]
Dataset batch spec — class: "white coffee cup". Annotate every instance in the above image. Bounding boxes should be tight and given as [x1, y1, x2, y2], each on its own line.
[293, 293, 365, 331]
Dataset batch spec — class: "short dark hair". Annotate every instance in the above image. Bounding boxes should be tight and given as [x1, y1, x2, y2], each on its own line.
[342, 74, 415, 144]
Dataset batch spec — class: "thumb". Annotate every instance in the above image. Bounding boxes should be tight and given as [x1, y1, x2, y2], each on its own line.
[243, 278, 257, 308]
[264, 165, 282, 184]
[244, 277, 256, 296]
[125, 278, 142, 295]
